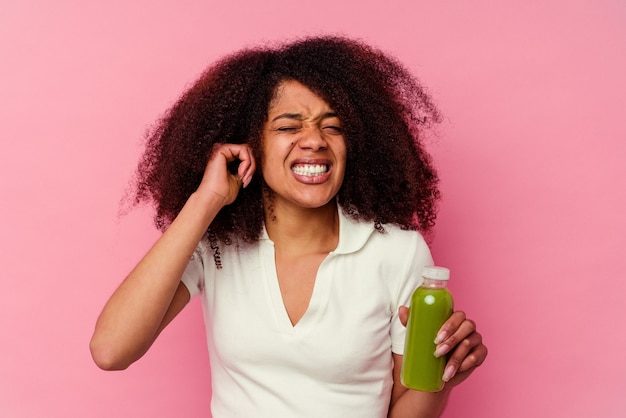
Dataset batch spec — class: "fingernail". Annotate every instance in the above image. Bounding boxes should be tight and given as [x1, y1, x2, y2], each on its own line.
[442, 365, 455, 382]
[434, 331, 447, 345]
[434, 344, 448, 358]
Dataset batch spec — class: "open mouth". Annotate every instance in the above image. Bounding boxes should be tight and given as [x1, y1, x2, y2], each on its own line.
[291, 163, 329, 177]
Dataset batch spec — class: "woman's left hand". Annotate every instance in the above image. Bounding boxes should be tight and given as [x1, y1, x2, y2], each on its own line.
[399, 308, 488, 389]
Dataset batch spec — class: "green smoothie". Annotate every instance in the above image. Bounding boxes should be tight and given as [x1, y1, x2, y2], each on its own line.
[401, 278, 454, 392]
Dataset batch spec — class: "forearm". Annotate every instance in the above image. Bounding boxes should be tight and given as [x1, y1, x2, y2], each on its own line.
[90, 191, 223, 369]
[388, 387, 451, 418]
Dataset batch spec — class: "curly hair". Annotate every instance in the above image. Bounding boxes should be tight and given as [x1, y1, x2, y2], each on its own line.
[131, 35, 442, 248]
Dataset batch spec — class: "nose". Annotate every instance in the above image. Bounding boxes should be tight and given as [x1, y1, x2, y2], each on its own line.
[297, 126, 327, 151]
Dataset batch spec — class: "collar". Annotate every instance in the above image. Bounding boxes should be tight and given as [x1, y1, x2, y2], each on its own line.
[259, 206, 375, 255]
[333, 207, 376, 254]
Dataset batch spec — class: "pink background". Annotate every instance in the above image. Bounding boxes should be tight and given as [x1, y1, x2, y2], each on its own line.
[1, 1, 625, 417]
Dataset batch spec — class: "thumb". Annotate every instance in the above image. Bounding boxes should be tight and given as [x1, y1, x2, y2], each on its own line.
[398, 306, 409, 327]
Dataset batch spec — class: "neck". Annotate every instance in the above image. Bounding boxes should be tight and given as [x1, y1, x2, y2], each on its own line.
[264, 200, 340, 255]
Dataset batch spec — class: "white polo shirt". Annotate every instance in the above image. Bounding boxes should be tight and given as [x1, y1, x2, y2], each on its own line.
[181, 209, 433, 418]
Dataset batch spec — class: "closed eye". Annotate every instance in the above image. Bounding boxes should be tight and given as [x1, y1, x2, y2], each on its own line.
[323, 125, 343, 134]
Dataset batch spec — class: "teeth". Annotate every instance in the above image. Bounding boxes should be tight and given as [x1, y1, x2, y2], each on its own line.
[292, 164, 328, 176]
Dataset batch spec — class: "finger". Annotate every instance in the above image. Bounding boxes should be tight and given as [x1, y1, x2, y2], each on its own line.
[443, 343, 488, 387]
[398, 306, 409, 327]
[457, 343, 488, 374]
[212, 143, 254, 188]
[435, 317, 477, 358]
[246, 154, 256, 186]
[201, 144, 250, 201]
[434, 311, 467, 345]
[441, 331, 483, 383]
[224, 144, 253, 187]
[236, 146, 256, 188]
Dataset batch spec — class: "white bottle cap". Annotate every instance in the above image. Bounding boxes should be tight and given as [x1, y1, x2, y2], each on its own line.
[422, 266, 450, 280]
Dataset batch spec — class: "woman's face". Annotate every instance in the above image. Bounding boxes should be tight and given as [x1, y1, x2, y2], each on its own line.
[261, 80, 347, 211]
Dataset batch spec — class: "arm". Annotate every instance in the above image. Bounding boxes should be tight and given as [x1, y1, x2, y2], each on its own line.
[388, 353, 451, 418]
[388, 308, 488, 418]
[89, 143, 255, 370]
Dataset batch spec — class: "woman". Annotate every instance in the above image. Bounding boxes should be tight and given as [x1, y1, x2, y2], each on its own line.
[90, 36, 487, 417]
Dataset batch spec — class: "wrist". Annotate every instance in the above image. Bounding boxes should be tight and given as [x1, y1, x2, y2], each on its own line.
[190, 188, 227, 209]
[178, 191, 225, 228]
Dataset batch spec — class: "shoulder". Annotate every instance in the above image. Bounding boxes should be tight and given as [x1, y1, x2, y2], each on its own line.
[368, 224, 431, 274]
[338, 211, 432, 274]
[336, 208, 431, 263]
[367, 223, 430, 258]
[336, 208, 428, 256]
[195, 234, 259, 267]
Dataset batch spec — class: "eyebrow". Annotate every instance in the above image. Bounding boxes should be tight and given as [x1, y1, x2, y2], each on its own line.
[270, 112, 339, 123]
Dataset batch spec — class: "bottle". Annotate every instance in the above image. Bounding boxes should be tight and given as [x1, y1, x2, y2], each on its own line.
[401, 266, 454, 392]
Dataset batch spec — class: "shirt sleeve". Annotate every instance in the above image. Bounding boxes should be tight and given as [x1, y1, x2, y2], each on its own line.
[180, 240, 207, 299]
[390, 232, 434, 355]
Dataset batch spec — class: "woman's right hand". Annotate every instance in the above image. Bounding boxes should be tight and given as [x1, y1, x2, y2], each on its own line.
[197, 143, 256, 206]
